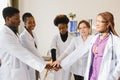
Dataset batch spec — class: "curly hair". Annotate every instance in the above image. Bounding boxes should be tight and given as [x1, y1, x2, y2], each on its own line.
[54, 14, 69, 26]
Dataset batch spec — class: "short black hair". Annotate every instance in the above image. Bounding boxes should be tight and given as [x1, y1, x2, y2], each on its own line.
[54, 14, 69, 26]
[22, 12, 33, 22]
[2, 7, 19, 20]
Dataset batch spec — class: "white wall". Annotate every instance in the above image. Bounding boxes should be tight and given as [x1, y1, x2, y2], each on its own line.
[0, 0, 7, 27]
[19, 0, 120, 55]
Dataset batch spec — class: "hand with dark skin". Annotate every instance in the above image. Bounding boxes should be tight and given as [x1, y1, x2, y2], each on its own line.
[45, 63, 61, 71]
[53, 65, 62, 71]
[45, 63, 53, 70]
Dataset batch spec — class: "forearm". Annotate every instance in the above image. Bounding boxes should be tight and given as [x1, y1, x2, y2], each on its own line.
[51, 49, 56, 62]
[57, 52, 68, 62]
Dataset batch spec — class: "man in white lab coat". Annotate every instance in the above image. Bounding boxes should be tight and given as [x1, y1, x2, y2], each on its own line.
[0, 7, 51, 80]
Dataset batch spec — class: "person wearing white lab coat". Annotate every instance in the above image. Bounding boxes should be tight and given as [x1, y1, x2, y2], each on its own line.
[85, 11, 120, 80]
[0, 7, 51, 80]
[60, 12, 120, 80]
[52, 20, 94, 80]
[50, 14, 73, 80]
[20, 13, 42, 80]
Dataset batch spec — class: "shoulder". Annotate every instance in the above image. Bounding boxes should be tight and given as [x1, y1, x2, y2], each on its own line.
[53, 34, 59, 38]
[68, 33, 75, 39]
[0, 25, 10, 34]
[20, 29, 28, 37]
[0, 25, 15, 38]
[51, 34, 60, 41]
[112, 35, 120, 43]
[89, 34, 95, 38]
[88, 35, 95, 40]
[89, 34, 99, 44]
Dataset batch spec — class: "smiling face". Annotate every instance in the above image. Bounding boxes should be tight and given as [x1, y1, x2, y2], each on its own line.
[24, 17, 36, 32]
[95, 15, 109, 33]
[78, 22, 90, 37]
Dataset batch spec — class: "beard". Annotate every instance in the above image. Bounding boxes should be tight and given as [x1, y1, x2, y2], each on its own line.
[9, 26, 18, 34]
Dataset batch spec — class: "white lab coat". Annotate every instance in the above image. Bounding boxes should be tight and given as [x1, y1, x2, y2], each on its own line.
[20, 28, 44, 80]
[0, 25, 46, 80]
[63, 35, 94, 76]
[61, 32, 120, 80]
[51, 33, 73, 80]
[85, 33, 120, 80]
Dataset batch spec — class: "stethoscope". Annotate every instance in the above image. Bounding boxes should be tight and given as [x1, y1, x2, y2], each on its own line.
[111, 33, 114, 60]
[95, 32, 114, 60]
[110, 32, 117, 66]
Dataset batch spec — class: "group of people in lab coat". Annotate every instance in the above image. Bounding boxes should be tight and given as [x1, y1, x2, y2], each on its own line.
[0, 7, 51, 80]
[50, 16, 94, 80]
[51, 12, 120, 80]
[1, 6, 120, 80]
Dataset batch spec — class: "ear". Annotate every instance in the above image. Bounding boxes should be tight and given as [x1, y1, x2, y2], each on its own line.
[6, 17, 10, 21]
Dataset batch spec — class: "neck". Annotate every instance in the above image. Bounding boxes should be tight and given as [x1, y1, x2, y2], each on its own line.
[26, 28, 33, 37]
[100, 32, 109, 40]
[5, 24, 18, 34]
[82, 35, 88, 41]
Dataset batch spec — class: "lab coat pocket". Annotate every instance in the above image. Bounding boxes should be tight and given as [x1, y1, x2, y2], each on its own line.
[11, 68, 27, 80]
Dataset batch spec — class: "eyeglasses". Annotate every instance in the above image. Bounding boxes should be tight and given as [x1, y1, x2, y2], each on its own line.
[96, 20, 108, 24]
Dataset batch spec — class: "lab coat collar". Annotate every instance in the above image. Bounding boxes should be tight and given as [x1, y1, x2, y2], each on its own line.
[3, 25, 19, 39]
[24, 28, 34, 39]
[23, 28, 38, 45]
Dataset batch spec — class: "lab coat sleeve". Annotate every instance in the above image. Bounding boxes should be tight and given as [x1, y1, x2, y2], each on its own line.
[1, 33, 46, 73]
[61, 45, 89, 70]
[64, 38, 76, 55]
[50, 35, 57, 49]
[109, 38, 120, 80]
[57, 38, 76, 61]
[20, 35, 44, 61]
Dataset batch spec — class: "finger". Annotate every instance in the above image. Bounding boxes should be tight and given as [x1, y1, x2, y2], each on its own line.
[52, 63, 57, 67]
[57, 63, 60, 67]
[53, 67, 59, 71]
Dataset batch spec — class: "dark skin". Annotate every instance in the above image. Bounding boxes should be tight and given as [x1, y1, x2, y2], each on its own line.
[5, 13, 20, 29]
[23, 16, 52, 69]
[24, 17, 35, 36]
[5, 13, 52, 70]
[58, 23, 68, 35]
[51, 23, 68, 71]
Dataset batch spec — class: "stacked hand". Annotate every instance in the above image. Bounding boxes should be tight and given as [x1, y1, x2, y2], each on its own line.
[45, 60, 62, 71]
[51, 60, 61, 71]
[45, 63, 53, 70]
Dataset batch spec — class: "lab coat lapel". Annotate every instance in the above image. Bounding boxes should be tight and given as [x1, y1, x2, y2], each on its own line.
[25, 29, 34, 40]
[25, 29, 38, 46]
[98, 34, 113, 80]
[4, 25, 19, 40]
[85, 34, 99, 80]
